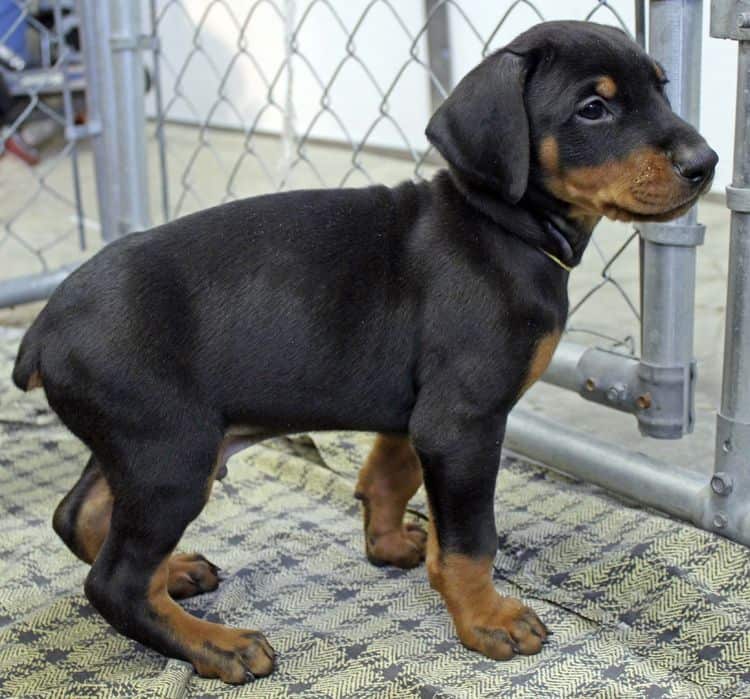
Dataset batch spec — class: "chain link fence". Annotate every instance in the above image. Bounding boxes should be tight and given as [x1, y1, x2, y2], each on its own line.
[0, 0, 96, 290]
[147, 0, 643, 354]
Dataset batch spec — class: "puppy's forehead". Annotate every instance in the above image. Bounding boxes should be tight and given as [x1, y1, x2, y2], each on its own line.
[518, 21, 660, 86]
[551, 46, 656, 95]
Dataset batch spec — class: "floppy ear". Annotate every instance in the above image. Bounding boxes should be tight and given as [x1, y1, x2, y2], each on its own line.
[426, 50, 532, 203]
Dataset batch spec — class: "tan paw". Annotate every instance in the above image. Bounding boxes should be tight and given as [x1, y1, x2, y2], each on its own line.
[168, 552, 221, 599]
[366, 521, 427, 569]
[459, 597, 549, 660]
[191, 629, 275, 684]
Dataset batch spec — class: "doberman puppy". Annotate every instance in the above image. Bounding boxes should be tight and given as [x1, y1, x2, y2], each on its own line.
[12, 21, 716, 684]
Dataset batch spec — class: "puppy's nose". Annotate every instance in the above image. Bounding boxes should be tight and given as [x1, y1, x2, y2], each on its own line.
[671, 144, 718, 184]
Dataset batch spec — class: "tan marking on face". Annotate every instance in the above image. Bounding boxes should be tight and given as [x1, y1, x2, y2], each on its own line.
[27, 371, 43, 391]
[521, 332, 561, 396]
[596, 75, 617, 99]
[75, 475, 113, 563]
[538, 136, 560, 175]
[544, 146, 697, 223]
[355, 434, 425, 567]
[654, 63, 666, 82]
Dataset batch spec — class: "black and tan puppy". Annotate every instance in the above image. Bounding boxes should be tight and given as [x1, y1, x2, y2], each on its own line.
[12, 21, 716, 683]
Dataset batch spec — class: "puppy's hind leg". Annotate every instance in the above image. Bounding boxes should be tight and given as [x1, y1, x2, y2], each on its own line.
[53, 454, 220, 599]
[53, 454, 113, 564]
[355, 434, 426, 569]
[83, 428, 274, 684]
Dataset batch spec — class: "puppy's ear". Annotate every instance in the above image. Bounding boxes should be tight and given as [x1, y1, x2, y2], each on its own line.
[426, 50, 532, 203]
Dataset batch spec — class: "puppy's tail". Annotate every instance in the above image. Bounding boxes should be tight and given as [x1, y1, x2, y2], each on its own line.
[12, 316, 46, 392]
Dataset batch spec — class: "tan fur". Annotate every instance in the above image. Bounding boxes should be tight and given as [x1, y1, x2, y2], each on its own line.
[426, 521, 548, 658]
[73, 476, 219, 598]
[538, 135, 559, 174]
[543, 146, 696, 222]
[26, 371, 43, 391]
[520, 332, 561, 396]
[75, 476, 113, 563]
[356, 434, 426, 568]
[147, 559, 274, 682]
[539, 136, 602, 232]
[595, 75, 617, 99]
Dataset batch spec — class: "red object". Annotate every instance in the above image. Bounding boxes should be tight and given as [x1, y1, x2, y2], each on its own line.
[3, 133, 40, 165]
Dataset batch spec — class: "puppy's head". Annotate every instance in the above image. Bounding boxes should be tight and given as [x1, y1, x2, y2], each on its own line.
[426, 21, 717, 224]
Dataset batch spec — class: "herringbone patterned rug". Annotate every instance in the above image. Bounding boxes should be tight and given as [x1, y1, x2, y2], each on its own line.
[1, 331, 749, 698]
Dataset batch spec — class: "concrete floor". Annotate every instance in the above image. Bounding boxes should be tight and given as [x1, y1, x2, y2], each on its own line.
[0, 123, 733, 477]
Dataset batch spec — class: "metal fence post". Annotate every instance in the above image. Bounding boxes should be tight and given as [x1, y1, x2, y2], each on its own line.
[635, 0, 705, 439]
[705, 0, 750, 541]
[77, 0, 150, 240]
[425, 0, 453, 113]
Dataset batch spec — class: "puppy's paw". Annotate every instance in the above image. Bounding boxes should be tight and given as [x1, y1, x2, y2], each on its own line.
[191, 629, 275, 684]
[366, 521, 427, 569]
[168, 552, 221, 599]
[458, 597, 549, 660]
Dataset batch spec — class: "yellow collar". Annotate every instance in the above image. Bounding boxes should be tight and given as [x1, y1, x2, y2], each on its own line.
[539, 248, 573, 273]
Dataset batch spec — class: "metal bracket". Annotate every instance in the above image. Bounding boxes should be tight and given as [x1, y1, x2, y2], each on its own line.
[704, 414, 750, 538]
[574, 347, 641, 413]
[726, 185, 750, 211]
[711, 0, 750, 39]
[636, 360, 696, 439]
[637, 221, 706, 246]
[544, 343, 696, 438]
[65, 120, 102, 141]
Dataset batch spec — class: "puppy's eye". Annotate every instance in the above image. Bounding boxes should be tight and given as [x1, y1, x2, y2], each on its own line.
[577, 99, 608, 121]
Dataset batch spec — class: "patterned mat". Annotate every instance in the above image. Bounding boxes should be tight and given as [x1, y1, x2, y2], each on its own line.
[1, 332, 749, 698]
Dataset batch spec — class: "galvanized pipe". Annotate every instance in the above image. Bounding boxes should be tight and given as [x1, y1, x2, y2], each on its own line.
[542, 340, 688, 429]
[635, 0, 705, 439]
[109, 0, 151, 234]
[719, 42, 750, 425]
[0, 265, 80, 307]
[505, 408, 708, 527]
[424, 0, 453, 113]
[149, 0, 171, 223]
[705, 7, 750, 542]
[541, 342, 586, 393]
[77, 0, 151, 240]
[77, 0, 118, 242]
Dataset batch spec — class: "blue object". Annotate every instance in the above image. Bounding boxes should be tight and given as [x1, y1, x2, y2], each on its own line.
[0, 0, 28, 63]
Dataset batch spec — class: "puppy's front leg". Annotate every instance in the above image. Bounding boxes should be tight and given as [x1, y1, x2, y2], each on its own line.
[411, 409, 548, 660]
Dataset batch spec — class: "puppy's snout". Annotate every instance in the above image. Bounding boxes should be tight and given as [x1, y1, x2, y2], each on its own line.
[671, 143, 718, 185]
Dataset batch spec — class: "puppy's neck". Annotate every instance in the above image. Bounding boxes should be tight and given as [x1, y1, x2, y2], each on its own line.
[522, 185, 599, 266]
[444, 169, 595, 268]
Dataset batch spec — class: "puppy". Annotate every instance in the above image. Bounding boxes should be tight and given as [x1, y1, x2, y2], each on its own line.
[12, 21, 716, 684]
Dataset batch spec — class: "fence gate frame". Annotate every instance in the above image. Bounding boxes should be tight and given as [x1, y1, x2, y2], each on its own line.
[514, 0, 750, 546]
[3, 0, 750, 545]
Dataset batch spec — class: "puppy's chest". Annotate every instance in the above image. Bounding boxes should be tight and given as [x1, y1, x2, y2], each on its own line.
[519, 330, 561, 396]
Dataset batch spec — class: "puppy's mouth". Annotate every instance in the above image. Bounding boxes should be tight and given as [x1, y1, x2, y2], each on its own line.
[609, 175, 712, 223]
[543, 147, 714, 225]
[605, 194, 699, 223]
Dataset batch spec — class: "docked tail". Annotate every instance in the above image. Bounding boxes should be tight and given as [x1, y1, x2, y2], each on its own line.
[12, 318, 45, 391]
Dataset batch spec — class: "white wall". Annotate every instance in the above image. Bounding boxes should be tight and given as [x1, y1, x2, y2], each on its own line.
[701, 15, 737, 191]
[149, 1, 736, 192]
